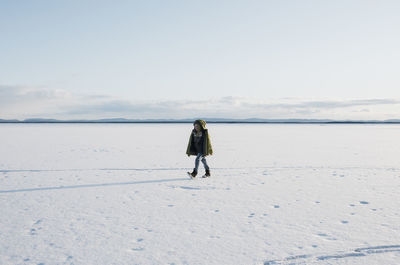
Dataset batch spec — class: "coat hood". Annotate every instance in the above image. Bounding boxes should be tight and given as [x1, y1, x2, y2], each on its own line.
[193, 119, 207, 131]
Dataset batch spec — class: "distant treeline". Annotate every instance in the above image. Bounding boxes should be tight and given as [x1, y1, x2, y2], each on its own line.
[1, 118, 400, 124]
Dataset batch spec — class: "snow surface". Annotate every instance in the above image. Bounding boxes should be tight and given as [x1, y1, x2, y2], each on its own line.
[0, 123, 399, 265]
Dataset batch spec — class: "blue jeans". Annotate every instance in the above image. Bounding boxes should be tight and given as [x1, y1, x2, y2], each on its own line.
[194, 152, 209, 172]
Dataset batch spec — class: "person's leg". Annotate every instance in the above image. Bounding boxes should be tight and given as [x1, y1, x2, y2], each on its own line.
[194, 153, 202, 172]
[201, 155, 210, 170]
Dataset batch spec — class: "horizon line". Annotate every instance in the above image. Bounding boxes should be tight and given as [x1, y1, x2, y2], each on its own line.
[1, 117, 400, 124]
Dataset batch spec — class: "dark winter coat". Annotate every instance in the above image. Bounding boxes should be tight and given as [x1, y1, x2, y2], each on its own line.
[186, 119, 213, 157]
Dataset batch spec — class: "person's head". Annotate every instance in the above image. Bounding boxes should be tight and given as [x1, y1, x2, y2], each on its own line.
[193, 120, 204, 132]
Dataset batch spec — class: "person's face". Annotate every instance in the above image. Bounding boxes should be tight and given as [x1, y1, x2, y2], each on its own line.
[194, 123, 200, 132]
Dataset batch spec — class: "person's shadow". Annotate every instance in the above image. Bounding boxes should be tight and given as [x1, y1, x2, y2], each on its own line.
[0, 177, 189, 193]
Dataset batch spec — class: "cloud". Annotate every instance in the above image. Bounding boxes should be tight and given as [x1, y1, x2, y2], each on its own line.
[0, 85, 72, 102]
[0, 85, 108, 119]
[241, 98, 400, 109]
[1, 85, 400, 120]
[64, 99, 176, 115]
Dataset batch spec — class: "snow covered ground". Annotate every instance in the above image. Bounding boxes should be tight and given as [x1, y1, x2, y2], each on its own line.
[0, 123, 399, 265]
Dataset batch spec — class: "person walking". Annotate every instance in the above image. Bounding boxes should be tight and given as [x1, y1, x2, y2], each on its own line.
[186, 119, 213, 178]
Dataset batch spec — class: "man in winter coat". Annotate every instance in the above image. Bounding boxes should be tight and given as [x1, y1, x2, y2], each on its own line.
[186, 119, 213, 178]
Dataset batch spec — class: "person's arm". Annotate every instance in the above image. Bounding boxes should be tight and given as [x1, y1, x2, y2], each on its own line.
[186, 131, 194, 156]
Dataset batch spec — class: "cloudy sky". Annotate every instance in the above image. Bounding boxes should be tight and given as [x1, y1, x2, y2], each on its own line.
[1, 0, 400, 120]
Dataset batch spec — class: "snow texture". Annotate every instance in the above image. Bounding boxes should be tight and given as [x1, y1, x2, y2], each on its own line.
[0, 123, 399, 264]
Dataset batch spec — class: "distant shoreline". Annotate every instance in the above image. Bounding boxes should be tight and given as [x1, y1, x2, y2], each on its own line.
[1, 120, 400, 124]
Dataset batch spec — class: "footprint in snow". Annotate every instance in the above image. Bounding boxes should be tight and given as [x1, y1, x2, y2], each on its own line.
[131, 248, 144, 251]
[29, 219, 43, 235]
[178, 186, 201, 190]
[317, 233, 337, 241]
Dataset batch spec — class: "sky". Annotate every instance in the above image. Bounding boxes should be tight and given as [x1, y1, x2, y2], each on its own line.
[1, 0, 400, 120]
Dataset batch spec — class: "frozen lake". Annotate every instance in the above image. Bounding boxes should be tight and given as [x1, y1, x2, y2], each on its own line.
[0, 123, 399, 264]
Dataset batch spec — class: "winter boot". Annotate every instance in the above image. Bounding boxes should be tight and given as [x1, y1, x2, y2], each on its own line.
[202, 169, 211, 178]
[189, 168, 198, 178]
